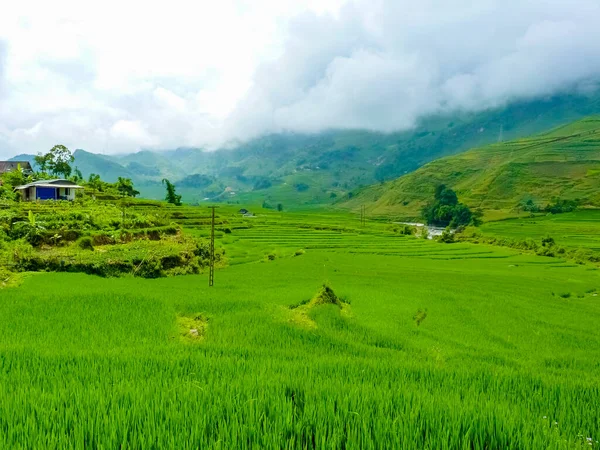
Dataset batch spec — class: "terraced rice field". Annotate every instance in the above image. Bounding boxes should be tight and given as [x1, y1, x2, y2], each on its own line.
[480, 209, 600, 251]
[1, 205, 599, 448]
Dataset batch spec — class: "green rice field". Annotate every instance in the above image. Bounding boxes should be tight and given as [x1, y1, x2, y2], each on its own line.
[480, 209, 600, 251]
[1, 206, 599, 448]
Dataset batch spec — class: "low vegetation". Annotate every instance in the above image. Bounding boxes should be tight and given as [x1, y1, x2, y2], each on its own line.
[2, 117, 600, 447]
[343, 117, 600, 217]
[1, 206, 599, 447]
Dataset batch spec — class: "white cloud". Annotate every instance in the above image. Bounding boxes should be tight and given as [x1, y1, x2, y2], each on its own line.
[1, 0, 600, 158]
[225, 0, 600, 140]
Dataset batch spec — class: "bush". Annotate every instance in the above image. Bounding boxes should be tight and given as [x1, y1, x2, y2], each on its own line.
[78, 236, 94, 251]
[439, 228, 455, 243]
[541, 235, 555, 247]
[92, 233, 116, 246]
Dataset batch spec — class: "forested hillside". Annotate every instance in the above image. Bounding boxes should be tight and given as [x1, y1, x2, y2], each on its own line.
[343, 117, 600, 218]
[10, 93, 600, 207]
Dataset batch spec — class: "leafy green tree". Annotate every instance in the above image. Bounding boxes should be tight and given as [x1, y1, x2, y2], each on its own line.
[71, 167, 83, 182]
[34, 153, 52, 174]
[116, 177, 140, 198]
[434, 184, 458, 206]
[422, 185, 474, 228]
[162, 179, 182, 206]
[87, 173, 103, 195]
[277, 203, 283, 211]
[46, 145, 74, 178]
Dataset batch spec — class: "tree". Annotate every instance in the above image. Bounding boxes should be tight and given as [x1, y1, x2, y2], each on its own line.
[162, 179, 182, 206]
[72, 167, 83, 182]
[87, 173, 103, 195]
[277, 203, 283, 211]
[116, 177, 140, 198]
[46, 145, 74, 178]
[422, 185, 474, 228]
[34, 153, 51, 174]
[434, 184, 458, 206]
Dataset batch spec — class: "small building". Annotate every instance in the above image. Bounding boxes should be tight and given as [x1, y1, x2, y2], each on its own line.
[238, 208, 249, 214]
[14, 179, 83, 201]
[0, 161, 33, 175]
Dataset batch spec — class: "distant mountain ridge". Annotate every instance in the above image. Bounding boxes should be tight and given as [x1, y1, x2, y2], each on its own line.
[342, 117, 600, 218]
[9, 92, 600, 207]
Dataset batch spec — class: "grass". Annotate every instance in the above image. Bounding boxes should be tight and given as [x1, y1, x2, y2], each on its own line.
[480, 209, 600, 251]
[1, 204, 600, 448]
[344, 116, 600, 218]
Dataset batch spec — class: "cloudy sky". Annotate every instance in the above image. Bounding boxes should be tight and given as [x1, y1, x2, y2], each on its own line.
[1, 0, 600, 158]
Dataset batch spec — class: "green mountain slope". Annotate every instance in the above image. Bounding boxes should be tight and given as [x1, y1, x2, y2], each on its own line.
[10, 92, 600, 207]
[342, 117, 600, 218]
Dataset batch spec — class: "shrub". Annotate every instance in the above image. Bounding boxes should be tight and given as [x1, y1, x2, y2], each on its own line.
[78, 236, 94, 251]
[92, 233, 115, 246]
[439, 228, 455, 243]
[541, 235, 555, 247]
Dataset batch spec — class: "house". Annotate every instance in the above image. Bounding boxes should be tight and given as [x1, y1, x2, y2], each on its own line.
[14, 179, 83, 201]
[0, 161, 33, 175]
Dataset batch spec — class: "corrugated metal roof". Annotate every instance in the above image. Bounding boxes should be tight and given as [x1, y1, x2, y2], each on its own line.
[0, 161, 33, 174]
[14, 179, 83, 190]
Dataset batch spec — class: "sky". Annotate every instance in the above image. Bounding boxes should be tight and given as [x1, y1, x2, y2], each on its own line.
[1, 0, 600, 158]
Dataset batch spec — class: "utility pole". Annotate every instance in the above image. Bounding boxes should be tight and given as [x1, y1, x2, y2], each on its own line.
[121, 194, 125, 229]
[498, 124, 504, 143]
[208, 206, 217, 287]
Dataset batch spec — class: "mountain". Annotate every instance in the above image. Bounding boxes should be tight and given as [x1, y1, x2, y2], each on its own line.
[10, 91, 600, 207]
[341, 117, 600, 218]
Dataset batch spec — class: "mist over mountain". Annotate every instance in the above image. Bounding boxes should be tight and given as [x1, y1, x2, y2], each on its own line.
[2, 0, 600, 157]
[11, 92, 600, 207]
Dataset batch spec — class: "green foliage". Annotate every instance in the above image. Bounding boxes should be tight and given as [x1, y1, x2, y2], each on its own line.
[78, 236, 94, 251]
[46, 144, 75, 178]
[116, 177, 140, 197]
[438, 227, 455, 243]
[295, 183, 309, 192]
[162, 178, 182, 206]
[253, 178, 272, 190]
[545, 198, 579, 214]
[422, 185, 473, 228]
[1, 165, 26, 189]
[346, 116, 600, 217]
[34, 152, 51, 173]
[2, 212, 600, 447]
[388, 224, 416, 235]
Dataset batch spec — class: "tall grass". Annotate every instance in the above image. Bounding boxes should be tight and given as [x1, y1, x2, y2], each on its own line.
[1, 236, 599, 448]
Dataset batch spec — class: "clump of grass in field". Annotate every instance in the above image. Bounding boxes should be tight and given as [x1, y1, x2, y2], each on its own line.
[294, 249, 305, 256]
[287, 284, 349, 328]
[559, 292, 572, 299]
[413, 308, 428, 326]
[288, 298, 310, 309]
[309, 284, 341, 307]
[176, 313, 209, 342]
